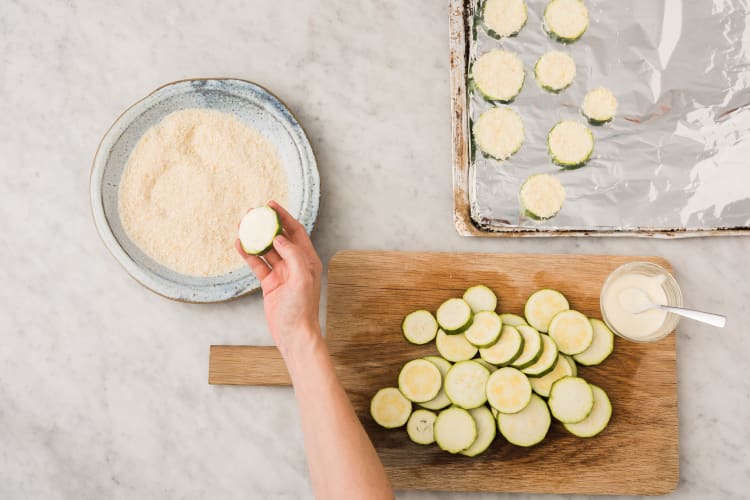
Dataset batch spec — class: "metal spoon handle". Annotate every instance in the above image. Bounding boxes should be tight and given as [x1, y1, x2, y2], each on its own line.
[659, 305, 727, 328]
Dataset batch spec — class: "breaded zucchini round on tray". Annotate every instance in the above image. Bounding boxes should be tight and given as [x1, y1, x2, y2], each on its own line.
[544, 0, 589, 43]
[473, 107, 525, 161]
[535, 51, 576, 93]
[471, 49, 525, 103]
[582, 87, 618, 124]
[547, 120, 593, 168]
[520, 174, 566, 220]
[482, 0, 528, 39]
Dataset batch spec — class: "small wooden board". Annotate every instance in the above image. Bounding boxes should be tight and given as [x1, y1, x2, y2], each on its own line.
[210, 251, 679, 495]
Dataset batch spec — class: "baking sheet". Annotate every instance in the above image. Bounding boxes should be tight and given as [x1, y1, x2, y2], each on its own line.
[467, 0, 750, 233]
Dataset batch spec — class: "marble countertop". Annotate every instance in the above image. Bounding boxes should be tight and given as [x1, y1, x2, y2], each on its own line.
[1, 1, 748, 498]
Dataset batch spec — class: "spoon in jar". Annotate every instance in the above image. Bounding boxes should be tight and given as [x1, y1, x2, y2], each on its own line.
[618, 287, 727, 328]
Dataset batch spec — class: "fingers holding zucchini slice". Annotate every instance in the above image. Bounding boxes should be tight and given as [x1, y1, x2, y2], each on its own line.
[472, 49, 525, 103]
[237, 206, 282, 255]
[473, 107, 525, 161]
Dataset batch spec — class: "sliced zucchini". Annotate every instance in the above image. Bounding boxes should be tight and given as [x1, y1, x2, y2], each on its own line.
[548, 120, 594, 168]
[436, 298, 473, 334]
[521, 333, 559, 377]
[479, 325, 524, 366]
[534, 51, 576, 93]
[463, 285, 498, 313]
[435, 407, 477, 453]
[563, 384, 612, 437]
[511, 325, 543, 369]
[370, 387, 412, 429]
[407, 409, 437, 445]
[529, 355, 573, 398]
[444, 360, 490, 409]
[420, 356, 453, 411]
[473, 107, 525, 161]
[237, 206, 282, 255]
[464, 311, 503, 347]
[548, 310, 594, 355]
[474, 358, 498, 373]
[562, 354, 578, 376]
[543, 0, 589, 43]
[520, 174, 566, 220]
[499, 313, 527, 327]
[482, 0, 528, 39]
[401, 310, 439, 345]
[471, 49, 525, 103]
[491, 406, 499, 418]
[398, 359, 442, 403]
[582, 87, 617, 124]
[574, 319, 615, 366]
[436, 329, 478, 362]
[524, 289, 569, 333]
[486, 367, 532, 414]
[497, 393, 551, 447]
[461, 406, 497, 456]
[548, 376, 594, 423]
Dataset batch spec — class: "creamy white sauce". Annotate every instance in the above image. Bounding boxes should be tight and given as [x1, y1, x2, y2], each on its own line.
[602, 273, 668, 340]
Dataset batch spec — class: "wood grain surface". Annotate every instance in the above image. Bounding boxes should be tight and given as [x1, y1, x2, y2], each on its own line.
[209, 250, 679, 495]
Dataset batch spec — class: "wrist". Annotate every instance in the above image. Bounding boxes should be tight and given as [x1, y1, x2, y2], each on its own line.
[278, 322, 324, 366]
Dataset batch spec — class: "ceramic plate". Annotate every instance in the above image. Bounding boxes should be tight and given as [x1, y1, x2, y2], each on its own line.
[90, 79, 319, 303]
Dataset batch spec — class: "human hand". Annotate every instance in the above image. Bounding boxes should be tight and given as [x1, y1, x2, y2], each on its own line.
[235, 201, 323, 357]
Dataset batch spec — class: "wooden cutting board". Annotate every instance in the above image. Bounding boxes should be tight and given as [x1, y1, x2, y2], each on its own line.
[209, 251, 679, 495]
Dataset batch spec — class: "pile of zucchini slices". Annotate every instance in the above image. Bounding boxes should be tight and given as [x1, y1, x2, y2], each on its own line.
[470, 0, 620, 222]
[371, 285, 615, 454]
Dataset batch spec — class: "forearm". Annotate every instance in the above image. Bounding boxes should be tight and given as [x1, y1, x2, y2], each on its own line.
[283, 327, 393, 500]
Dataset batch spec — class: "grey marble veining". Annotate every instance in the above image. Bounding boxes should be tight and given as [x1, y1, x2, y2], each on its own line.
[1, 1, 748, 499]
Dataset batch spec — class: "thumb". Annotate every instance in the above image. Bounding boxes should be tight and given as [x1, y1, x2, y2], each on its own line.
[272, 234, 306, 270]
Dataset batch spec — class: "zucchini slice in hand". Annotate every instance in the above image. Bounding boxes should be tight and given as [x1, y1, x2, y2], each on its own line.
[370, 388, 412, 429]
[237, 206, 282, 255]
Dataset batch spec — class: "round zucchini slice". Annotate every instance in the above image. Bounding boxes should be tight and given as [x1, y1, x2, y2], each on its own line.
[562, 354, 578, 376]
[463, 285, 498, 313]
[499, 313, 527, 327]
[524, 289, 570, 333]
[574, 319, 615, 366]
[436, 298, 473, 334]
[543, 0, 589, 43]
[471, 49, 525, 103]
[520, 174, 566, 220]
[420, 356, 453, 411]
[436, 329, 478, 362]
[482, 0, 528, 38]
[237, 206, 282, 255]
[548, 309, 594, 355]
[582, 87, 618, 124]
[398, 359, 442, 403]
[548, 120, 594, 167]
[563, 384, 612, 437]
[464, 311, 503, 347]
[461, 406, 497, 456]
[407, 409, 437, 445]
[486, 367, 532, 414]
[370, 387, 412, 429]
[529, 355, 573, 397]
[401, 310, 439, 345]
[479, 325, 524, 366]
[521, 333, 559, 378]
[548, 376, 594, 423]
[444, 360, 491, 409]
[435, 407, 477, 453]
[511, 324, 543, 369]
[473, 107, 525, 161]
[497, 393, 551, 447]
[534, 51, 576, 93]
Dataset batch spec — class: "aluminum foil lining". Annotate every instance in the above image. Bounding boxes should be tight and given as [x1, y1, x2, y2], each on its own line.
[468, 0, 750, 232]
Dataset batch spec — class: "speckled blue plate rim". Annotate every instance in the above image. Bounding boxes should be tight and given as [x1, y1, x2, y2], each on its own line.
[90, 78, 320, 303]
